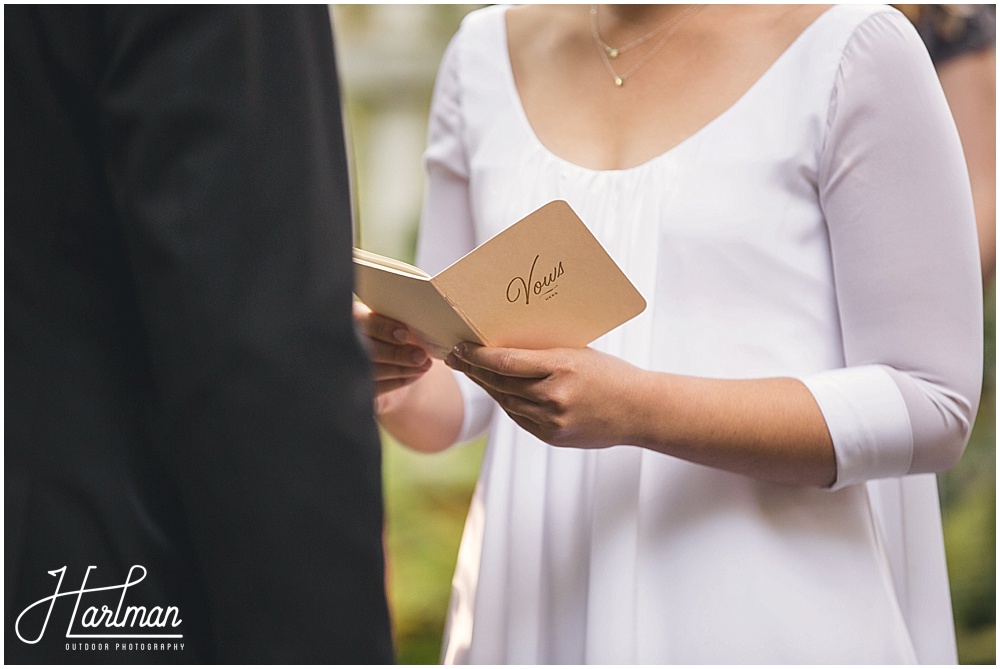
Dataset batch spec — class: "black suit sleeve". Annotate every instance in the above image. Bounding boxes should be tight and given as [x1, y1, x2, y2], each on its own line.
[98, 7, 392, 662]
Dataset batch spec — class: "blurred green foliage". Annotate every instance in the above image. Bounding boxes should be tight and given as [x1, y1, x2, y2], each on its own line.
[382, 435, 484, 664]
[941, 284, 995, 665]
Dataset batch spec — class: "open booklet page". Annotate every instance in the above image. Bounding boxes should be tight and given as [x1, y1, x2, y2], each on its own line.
[433, 200, 646, 350]
[353, 257, 482, 358]
[353, 248, 431, 279]
[353, 200, 646, 358]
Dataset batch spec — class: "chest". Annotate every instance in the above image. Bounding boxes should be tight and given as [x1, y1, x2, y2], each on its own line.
[463, 62, 828, 249]
[506, 7, 835, 172]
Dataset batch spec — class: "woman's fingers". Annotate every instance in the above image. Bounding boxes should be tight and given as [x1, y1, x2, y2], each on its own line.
[446, 343, 553, 399]
[367, 337, 429, 369]
[476, 383, 544, 421]
[451, 343, 552, 378]
[353, 301, 437, 416]
[450, 359, 539, 399]
[354, 301, 430, 368]
[354, 300, 420, 346]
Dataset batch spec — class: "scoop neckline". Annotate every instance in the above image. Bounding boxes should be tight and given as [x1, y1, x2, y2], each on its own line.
[496, 4, 841, 176]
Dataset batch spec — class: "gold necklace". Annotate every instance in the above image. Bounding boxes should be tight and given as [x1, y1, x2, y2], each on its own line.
[590, 4, 704, 88]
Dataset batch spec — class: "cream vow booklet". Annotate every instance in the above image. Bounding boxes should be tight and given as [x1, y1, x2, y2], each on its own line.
[353, 200, 646, 358]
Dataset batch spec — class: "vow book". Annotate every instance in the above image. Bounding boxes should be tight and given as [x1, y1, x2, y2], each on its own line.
[353, 200, 646, 358]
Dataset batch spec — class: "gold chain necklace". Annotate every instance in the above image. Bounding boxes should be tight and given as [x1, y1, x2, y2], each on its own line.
[590, 4, 704, 88]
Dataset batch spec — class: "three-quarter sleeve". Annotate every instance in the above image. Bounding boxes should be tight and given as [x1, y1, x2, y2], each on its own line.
[415, 30, 496, 444]
[803, 10, 983, 489]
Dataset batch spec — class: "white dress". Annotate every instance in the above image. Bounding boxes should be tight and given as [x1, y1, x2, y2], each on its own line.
[414, 5, 983, 664]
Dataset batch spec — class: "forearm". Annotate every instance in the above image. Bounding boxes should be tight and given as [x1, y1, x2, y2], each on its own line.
[378, 359, 465, 453]
[449, 343, 837, 487]
[627, 371, 836, 487]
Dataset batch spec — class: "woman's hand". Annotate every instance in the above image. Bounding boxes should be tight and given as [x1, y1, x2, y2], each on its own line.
[445, 342, 647, 448]
[446, 341, 837, 485]
[353, 301, 433, 414]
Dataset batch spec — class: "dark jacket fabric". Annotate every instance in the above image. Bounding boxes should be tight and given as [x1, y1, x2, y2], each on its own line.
[5, 5, 393, 663]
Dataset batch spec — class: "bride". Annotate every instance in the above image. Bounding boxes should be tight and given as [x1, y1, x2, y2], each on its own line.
[355, 4, 982, 663]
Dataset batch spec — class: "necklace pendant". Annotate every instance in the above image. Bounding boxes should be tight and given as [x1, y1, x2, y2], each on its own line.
[607, 47, 619, 59]
[614, 76, 624, 87]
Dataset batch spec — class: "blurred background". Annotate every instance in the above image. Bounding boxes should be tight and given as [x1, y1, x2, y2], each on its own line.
[331, 5, 995, 664]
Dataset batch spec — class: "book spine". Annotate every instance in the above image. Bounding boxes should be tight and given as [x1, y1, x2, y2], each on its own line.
[438, 287, 491, 347]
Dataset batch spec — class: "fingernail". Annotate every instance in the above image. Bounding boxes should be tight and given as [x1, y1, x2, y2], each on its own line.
[453, 343, 466, 358]
[445, 352, 458, 368]
[393, 328, 408, 342]
[411, 348, 426, 364]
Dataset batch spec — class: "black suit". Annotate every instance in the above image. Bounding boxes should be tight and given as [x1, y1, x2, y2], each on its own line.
[6, 6, 393, 663]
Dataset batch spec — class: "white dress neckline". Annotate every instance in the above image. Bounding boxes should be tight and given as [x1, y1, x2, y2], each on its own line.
[496, 4, 841, 175]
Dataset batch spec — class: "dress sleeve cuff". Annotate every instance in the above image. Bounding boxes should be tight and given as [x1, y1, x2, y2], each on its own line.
[453, 370, 495, 444]
[799, 364, 914, 490]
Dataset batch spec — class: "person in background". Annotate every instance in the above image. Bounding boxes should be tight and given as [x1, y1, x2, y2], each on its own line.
[900, 4, 996, 284]
[356, 4, 982, 664]
[6, 6, 393, 663]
